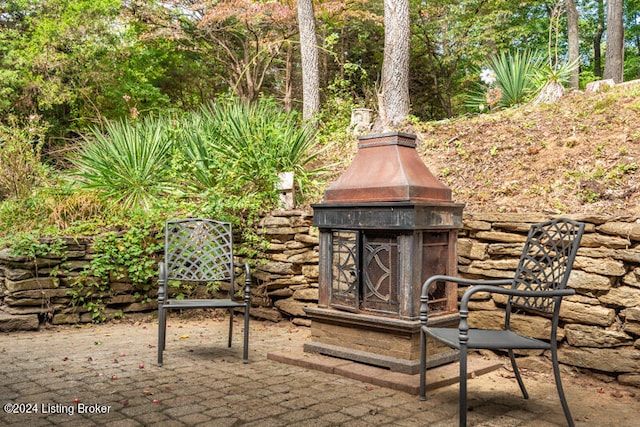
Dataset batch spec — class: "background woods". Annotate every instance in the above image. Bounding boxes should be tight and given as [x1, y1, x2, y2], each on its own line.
[2, 0, 640, 142]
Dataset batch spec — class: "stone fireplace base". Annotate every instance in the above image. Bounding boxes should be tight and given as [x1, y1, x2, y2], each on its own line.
[303, 307, 459, 375]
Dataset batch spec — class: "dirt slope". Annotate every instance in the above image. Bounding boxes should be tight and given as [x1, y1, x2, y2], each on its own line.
[410, 83, 640, 216]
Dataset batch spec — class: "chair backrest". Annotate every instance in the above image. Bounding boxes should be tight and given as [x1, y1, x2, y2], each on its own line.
[164, 219, 235, 294]
[508, 218, 585, 315]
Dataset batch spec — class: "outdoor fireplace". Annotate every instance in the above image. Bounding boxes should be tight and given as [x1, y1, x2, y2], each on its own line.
[305, 132, 463, 374]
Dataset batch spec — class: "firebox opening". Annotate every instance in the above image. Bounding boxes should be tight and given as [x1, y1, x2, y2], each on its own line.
[330, 230, 403, 316]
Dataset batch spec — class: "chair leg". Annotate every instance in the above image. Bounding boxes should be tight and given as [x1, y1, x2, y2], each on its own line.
[419, 328, 427, 401]
[509, 350, 529, 399]
[228, 309, 233, 348]
[242, 305, 249, 363]
[459, 346, 467, 427]
[551, 347, 575, 427]
[158, 307, 166, 366]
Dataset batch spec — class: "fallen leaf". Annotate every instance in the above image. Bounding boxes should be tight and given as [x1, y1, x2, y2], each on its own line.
[179, 334, 190, 339]
[143, 390, 154, 395]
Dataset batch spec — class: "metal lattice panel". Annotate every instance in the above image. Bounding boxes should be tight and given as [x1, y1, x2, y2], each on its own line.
[363, 234, 399, 313]
[330, 231, 359, 308]
[511, 219, 583, 313]
[165, 219, 233, 282]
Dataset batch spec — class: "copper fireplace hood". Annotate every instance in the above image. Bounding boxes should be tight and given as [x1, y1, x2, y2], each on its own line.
[323, 132, 451, 204]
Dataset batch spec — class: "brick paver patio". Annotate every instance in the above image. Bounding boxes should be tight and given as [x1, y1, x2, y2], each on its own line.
[1, 315, 638, 426]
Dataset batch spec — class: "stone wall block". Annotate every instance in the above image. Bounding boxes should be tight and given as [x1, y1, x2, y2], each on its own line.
[274, 298, 308, 317]
[259, 261, 300, 275]
[597, 222, 640, 241]
[463, 220, 491, 231]
[260, 217, 290, 227]
[573, 256, 626, 276]
[4, 268, 33, 281]
[465, 213, 549, 223]
[457, 239, 489, 260]
[623, 268, 640, 288]
[295, 234, 319, 245]
[293, 288, 318, 301]
[565, 324, 633, 347]
[559, 347, 640, 373]
[567, 270, 613, 292]
[5, 277, 59, 293]
[459, 264, 516, 279]
[487, 243, 524, 257]
[474, 231, 527, 243]
[287, 251, 318, 264]
[580, 234, 630, 249]
[598, 286, 640, 307]
[0, 311, 39, 331]
[623, 307, 640, 322]
[560, 300, 616, 326]
[301, 265, 319, 279]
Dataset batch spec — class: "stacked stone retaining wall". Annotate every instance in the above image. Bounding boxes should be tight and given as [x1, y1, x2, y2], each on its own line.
[1, 210, 640, 385]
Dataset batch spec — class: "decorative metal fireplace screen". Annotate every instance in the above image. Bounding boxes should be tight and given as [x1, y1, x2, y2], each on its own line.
[329, 229, 452, 317]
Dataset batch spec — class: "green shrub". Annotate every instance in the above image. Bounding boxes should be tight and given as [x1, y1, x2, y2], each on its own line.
[188, 97, 327, 199]
[465, 50, 543, 112]
[70, 115, 176, 210]
[0, 116, 50, 200]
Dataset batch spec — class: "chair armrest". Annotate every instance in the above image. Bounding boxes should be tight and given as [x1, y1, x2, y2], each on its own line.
[419, 275, 513, 321]
[421, 275, 513, 298]
[459, 285, 575, 311]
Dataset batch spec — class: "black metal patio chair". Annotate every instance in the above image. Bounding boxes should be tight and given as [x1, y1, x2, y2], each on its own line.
[419, 218, 585, 427]
[157, 219, 251, 366]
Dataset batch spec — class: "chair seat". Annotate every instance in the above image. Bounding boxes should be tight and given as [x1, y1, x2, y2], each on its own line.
[424, 327, 551, 350]
[163, 298, 246, 310]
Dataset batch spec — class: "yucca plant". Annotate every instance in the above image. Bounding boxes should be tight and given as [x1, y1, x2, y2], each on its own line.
[70, 115, 175, 210]
[465, 50, 544, 113]
[489, 50, 543, 107]
[183, 97, 327, 198]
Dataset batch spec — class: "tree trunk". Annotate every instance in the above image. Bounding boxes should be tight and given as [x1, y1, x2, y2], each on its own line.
[565, 0, 579, 89]
[283, 42, 293, 113]
[297, 0, 320, 120]
[374, 0, 410, 132]
[593, 0, 604, 77]
[603, 0, 624, 83]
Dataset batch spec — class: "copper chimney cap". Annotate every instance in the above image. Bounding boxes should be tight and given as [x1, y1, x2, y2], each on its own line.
[323, 132, 451, 203]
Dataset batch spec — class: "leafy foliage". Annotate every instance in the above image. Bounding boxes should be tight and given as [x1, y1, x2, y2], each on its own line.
[465, 50, 544, 112]
[70, 115, 176, 210]
[184, 97, 327, 199]
[0, 115, 49, 200]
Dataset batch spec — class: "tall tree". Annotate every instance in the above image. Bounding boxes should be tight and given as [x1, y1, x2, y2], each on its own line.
[375, 0, 410, 131]
[604, 0, 625, 82]
[565, 0, 580, 89]
[297, 0, 320, 120]
[195, 0, 298, 101]
[593, 0, 606, 77]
